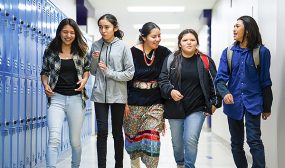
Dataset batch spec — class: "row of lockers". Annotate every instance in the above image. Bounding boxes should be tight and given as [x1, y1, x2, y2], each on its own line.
[0, 0, 94, 167]
[0, 111, 92, 168]
[0, 0, 65, 78]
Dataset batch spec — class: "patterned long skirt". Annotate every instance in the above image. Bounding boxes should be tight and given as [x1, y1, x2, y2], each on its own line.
[123, 104, 164, 168]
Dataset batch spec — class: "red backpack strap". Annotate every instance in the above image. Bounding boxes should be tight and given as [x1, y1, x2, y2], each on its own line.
[200, 54, 209, 71]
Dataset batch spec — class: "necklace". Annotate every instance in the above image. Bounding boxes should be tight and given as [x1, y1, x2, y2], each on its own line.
[142, 44, 156, 66]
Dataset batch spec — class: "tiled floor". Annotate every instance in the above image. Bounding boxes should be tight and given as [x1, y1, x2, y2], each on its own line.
[55, 122, 236, 168]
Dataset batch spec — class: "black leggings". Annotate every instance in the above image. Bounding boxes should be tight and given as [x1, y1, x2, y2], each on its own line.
[94, 102, 125, 168]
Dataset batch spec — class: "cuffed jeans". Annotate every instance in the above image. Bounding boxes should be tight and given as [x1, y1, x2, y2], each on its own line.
[94, 103, 125, 168]
[228, 110, 265, 168]
[46, 93, 85, 168]
[168, 111, 205, 168]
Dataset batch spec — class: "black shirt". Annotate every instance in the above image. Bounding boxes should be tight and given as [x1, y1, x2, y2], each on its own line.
[127, 45, 171, 106]
[181, 55, 206, 115]
[54, 59, 80, 96]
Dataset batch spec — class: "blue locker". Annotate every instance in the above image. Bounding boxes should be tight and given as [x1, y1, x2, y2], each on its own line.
[18, 78, 25, 168]
[0, 75, 3, 168]
[36, 0, 42, 78]
[3, 0, 12, 73]
[24, 0, 32, 77]
[30, 0, 37, 78]
[10, 126, 17, 168]
[41, 118, 47, 161]
[4, 75, 12, 127]
[18, 0, 26, 77]
[0, 128, 3, 168]
[36, 81, 42, 163]
[0, 75, 3, 126]
[11, 0, 19, 76]
[25, 79, 32, 168]
[3, 127, 10, 168]
[19, 78, 25, 123]
[12, 76, 19, 127]
[17, 125, 25, 168]
[31, 80, 37, 166]
[0, 0, 4, 72]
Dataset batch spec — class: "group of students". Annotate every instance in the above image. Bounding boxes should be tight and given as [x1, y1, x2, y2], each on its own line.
[40, 13, 273, 168]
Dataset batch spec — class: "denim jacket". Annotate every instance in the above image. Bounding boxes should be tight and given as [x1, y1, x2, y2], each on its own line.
[40, 49, 90, 108]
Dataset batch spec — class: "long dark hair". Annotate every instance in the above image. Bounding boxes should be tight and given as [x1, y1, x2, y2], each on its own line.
[138, 22, 160, 43]
[237, 15, 262, 49]
[47, 18, 88, 57]
[98, 14, 124, 39]
[171, 29, 199, 82]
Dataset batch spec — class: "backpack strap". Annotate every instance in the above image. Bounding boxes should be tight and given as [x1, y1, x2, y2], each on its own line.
[227, 44, 234, 74]
[252, 46, 260, 70]
[200, 54, 209, 71]
[166, 54, 174, 73]
[227, 44, 260, 74]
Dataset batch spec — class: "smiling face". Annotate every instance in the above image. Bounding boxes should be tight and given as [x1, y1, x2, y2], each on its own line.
[179, 33, 198, 57]
[98, 19, 118, 43]
[143, 28, 161, 50]
[60, 24, 75, 46]
[233, 20, 246, 43]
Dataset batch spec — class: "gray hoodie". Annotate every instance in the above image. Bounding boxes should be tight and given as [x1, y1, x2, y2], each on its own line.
[89, 37, 135, 103]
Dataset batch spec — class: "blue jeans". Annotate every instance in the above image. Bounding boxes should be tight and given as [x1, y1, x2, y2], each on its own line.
[228, 110, 265, 168]
[168, 111, 205, 168]
[46, 93, 85, 168]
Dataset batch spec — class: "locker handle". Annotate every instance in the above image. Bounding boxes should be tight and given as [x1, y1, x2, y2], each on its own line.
[20, 21, 24, 24]
[33, 117, 36, 121]
[5, 12, 9, 17]
[20, 119, 24, 123]
[38, 116, 42, 120]
[32, 27, 36, 31]
[5, 122, 9, 126]
[27, 118, 31, 122]
[13, 121, 17, 125]
[13, 16, 17, 21]
[38, 30, 42, 34]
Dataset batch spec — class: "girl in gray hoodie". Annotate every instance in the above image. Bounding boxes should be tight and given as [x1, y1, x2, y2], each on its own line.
[89, 14, 135, 168]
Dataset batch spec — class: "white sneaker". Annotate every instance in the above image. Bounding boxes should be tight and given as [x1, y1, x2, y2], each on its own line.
[177, 165, 184, 168]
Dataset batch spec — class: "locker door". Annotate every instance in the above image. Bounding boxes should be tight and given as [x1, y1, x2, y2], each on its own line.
[0, 0, 4, 72]
[0, 75, 3, 127]
[10, 126, 17, 168]
[36, 81, 42, 163]
[2, 128, 10, 168]
[25, 0, 32, 77]
[4, 75, 12, 127]
[41, 117, 47, 161]
[18, 0, 26, 77]
[0, 75, 3, 167]
[25, 79, 32, 168]
[36, 0, 42, 79]
[31, 79, 36, 167]
[11, 0, 19, 76]
[3, 0, 12, 73]
[12, 76, 19, 129]
[18, 78, 25, 168]
[30, 0, 37, 78]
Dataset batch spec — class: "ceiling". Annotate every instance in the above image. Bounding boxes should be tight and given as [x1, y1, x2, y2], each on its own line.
[87, 0, 217, 50]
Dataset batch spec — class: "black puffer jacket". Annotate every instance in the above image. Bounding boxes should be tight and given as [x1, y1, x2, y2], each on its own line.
[158, 53, 222, 119]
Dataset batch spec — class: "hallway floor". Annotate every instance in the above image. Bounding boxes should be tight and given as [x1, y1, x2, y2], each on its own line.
[55, 122, 236, 168]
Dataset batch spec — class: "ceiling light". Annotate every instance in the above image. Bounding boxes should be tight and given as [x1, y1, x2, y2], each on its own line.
[162, 34, 178, 39]
[133, 24, 180, 30]
[127, 6, 185, 12]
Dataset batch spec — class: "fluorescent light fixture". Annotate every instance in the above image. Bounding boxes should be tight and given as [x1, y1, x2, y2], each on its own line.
[128, 6, 185, 12]
[133, 24, 180, 30]
[162, 34, 178, 39]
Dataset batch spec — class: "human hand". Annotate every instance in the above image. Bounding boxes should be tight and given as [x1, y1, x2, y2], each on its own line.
[262, 112, 271, 120]
[124, 104, 130, 118]
[223, 93, 234, 104]
[44, 84, 54, 97]
[98, 61, 108, 73]
[92, 50, 100, 59]
[170, 90, 184, 101]
[75, 78, 87, 91]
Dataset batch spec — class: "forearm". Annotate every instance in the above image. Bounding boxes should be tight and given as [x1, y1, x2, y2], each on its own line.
[41, 75, 49, 87]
